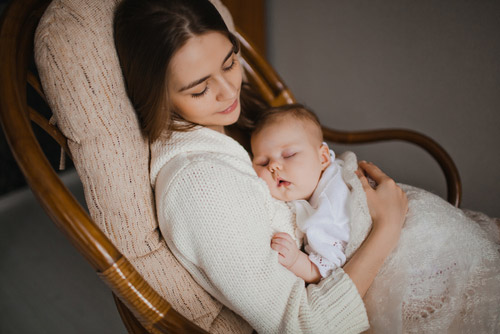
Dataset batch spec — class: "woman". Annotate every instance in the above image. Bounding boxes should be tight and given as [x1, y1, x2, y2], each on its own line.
[113, 0, 499, 333]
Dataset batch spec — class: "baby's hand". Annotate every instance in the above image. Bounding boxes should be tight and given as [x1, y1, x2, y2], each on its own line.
[271, 232, 299, 269]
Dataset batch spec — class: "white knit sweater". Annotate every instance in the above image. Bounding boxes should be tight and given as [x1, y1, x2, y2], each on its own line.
[150, 126, 369, 334]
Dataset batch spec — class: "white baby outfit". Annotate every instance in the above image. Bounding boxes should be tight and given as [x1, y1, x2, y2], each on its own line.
[292, 149, 351, 277]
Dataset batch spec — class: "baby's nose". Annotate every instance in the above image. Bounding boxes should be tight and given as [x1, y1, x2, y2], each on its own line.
[268, 160, 281, 173]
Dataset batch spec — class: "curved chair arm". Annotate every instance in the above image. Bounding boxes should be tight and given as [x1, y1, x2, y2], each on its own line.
[0, 0, 207, 333]
[322, 127, 461, 207]
[236, 30, 296, 106]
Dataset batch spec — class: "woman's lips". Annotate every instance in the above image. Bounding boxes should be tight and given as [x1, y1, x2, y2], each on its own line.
[219, 98, 238, 114]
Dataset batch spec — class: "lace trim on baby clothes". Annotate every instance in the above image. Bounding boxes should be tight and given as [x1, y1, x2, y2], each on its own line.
[309, 241, 346, 278]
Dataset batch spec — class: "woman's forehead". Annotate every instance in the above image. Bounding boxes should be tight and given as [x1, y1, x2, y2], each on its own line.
[168, 32, 233, 90]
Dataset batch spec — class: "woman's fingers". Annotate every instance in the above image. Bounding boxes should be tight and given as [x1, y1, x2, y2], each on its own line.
[355, 168, 373, 192]
[358, 161, 390, 184]
[357, 160, 408, 226]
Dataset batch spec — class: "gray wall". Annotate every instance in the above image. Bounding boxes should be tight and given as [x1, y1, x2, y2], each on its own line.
[267, 0, 500, 217]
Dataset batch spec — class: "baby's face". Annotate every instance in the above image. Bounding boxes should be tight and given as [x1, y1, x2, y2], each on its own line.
[251, 117, 330, 202]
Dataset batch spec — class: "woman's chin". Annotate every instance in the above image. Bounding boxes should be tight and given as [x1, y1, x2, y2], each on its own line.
[223, 107, 241, 126]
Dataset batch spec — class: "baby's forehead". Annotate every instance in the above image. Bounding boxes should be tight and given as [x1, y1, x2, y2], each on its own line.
[251, 114, 323, 151]
[261, 114, 321, 138]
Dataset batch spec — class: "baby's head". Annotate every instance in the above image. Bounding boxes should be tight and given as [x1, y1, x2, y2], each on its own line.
[251, 104, 331, 202]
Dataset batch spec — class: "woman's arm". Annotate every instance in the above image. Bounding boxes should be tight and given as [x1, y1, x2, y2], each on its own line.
[343, 161, 408, 297]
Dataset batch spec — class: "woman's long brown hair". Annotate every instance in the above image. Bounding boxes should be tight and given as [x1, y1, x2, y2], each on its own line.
[113, 0, 267, 142]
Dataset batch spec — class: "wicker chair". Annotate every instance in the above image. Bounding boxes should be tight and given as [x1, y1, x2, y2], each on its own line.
[0, 0, 461, 333]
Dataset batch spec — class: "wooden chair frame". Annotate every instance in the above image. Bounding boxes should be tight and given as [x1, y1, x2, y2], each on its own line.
[0, 0, 461, 333]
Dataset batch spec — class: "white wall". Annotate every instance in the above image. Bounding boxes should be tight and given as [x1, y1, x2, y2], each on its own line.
[267, 0, 500, 217]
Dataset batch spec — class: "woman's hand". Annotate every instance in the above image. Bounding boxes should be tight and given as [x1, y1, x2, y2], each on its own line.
[344, 161, 408, 297]
[356, 161, 408, 242]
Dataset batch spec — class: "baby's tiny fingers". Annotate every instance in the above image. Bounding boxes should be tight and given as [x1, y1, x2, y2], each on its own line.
[275, 246, 290, 257]
[273, 232, 293, 240]
[271, 239, 290, 253]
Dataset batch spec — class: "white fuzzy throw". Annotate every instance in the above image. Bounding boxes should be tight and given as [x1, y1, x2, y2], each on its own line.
[339, 151, 500, 333]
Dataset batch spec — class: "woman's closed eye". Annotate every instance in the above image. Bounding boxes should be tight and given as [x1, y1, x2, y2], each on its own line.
[191, 55, 237, 98]
[191, 85, 209, 98]
[223, 54, 238, 72]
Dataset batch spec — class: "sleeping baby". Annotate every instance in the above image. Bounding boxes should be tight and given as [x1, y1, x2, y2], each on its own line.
[250, 103, 500, 333]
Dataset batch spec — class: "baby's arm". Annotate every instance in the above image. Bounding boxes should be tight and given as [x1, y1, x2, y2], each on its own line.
[271, 232, 321, 284]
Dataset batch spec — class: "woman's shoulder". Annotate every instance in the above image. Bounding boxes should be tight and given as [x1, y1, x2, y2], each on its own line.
[150, 126, 252, 187]
[155, 151, 256, 192]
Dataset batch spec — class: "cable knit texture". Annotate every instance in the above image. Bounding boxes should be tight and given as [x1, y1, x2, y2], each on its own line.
[151, 127, 369, 334]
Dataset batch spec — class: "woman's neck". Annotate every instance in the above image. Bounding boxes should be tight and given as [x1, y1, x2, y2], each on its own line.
[225, 125, 252, 153]
[206, 125, 225, 134]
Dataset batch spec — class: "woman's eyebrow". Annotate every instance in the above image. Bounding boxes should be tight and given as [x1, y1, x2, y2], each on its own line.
[179, 75, 210, 92]
[178, 48, 234, 93]
[221, 47, 234, 66]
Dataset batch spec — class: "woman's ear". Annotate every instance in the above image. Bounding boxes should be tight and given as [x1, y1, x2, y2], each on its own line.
[319, 144, 331, 171]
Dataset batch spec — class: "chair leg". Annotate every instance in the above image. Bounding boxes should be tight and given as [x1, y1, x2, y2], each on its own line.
[113, 293, 151, 334]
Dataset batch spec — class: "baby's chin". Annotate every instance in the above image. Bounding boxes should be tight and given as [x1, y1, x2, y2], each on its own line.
[271, 190, 303, 202]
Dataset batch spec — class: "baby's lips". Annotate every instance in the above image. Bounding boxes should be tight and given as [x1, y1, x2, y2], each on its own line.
[275, 176, 283, 186]
[276, 177, 291, 187]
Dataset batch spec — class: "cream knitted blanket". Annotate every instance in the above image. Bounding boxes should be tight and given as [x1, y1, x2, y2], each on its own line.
[339, 151, 500, 333]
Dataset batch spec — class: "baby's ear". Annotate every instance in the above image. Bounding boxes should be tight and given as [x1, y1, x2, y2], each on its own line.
[319, 144, 331, 171]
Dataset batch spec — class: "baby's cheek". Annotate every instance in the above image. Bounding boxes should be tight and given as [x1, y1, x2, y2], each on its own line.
[256, 171, 272, 188]
[256, 169, 268, 181]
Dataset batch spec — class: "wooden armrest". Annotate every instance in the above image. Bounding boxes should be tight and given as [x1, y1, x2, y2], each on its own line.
[322, 126, 461, 207]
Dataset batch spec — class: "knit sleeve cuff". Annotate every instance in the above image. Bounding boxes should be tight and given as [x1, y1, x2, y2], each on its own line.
[293, 268, 369, 333]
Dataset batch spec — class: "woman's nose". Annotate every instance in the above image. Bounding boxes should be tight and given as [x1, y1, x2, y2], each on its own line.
[216, 76, 237, 101]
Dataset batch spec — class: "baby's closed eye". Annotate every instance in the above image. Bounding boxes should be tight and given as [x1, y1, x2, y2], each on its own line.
[254, 160, 268, 167]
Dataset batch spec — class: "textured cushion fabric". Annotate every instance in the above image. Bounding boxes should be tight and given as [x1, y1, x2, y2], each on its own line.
[34, 0, 250, 332]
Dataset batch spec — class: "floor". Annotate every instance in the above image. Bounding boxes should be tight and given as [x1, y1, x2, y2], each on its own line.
[0, 170, 126, 333]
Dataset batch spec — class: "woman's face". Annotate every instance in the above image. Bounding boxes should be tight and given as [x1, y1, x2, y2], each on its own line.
[167, 32, 242, 133]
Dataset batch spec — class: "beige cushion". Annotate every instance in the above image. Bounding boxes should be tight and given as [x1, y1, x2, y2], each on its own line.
[34, 0, 251, 332]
